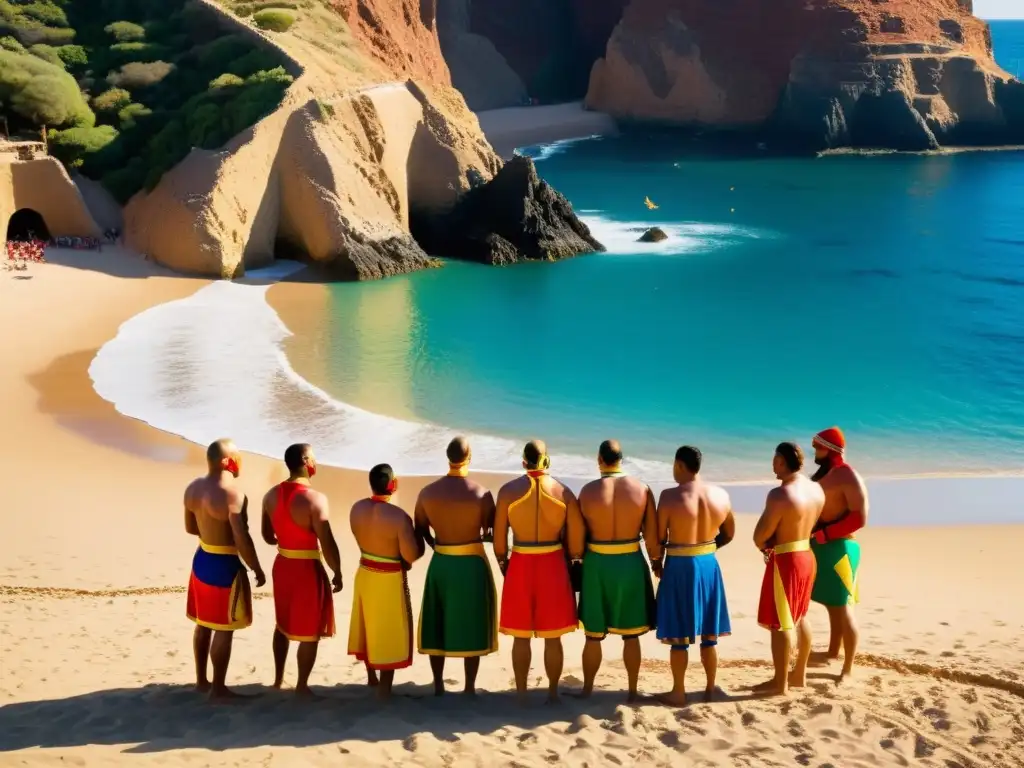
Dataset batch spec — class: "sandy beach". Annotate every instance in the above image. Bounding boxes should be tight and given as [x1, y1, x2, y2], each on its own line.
[474, 101, 618, 159]
[2, 250, 1024, 767]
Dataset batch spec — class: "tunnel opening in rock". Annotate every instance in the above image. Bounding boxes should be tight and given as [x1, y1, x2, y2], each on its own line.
[6, 209, 51, 242]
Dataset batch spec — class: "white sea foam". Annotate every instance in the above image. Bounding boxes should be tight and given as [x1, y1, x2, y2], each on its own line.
[89, 260, 675, 481]
[579, 213, 771, 256]
[516, 135, 603, 162]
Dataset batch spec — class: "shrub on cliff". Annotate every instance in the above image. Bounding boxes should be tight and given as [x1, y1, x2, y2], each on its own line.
[117, 102, 151, 128]
[92, 87, 131, 114]
[0, 35, 24, 52]
[48, 124, 118, 166]
[209, 73, 244, 90]
[16, 1, 68, 28]
[56, 43, 87, 69]
[252, 8, 295, 32]
[27, 42, 63, 68]
[104, 20, 145, 43]
[106, 60, 175, 89]
[0, 49, 93, 128]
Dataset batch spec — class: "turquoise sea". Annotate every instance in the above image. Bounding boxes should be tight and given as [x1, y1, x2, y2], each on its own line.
[271, 21, 1024, 482]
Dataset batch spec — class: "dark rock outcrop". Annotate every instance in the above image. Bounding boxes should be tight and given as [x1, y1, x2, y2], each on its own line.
[411, 155, 604, 265]
[637, 226, 667, 242]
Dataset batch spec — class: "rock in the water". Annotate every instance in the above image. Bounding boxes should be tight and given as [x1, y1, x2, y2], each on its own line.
[638, 227, 667, 242]
[412, 155, 605, 265]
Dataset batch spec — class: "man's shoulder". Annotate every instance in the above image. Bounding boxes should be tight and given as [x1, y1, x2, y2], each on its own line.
[835, 464, 863, 483]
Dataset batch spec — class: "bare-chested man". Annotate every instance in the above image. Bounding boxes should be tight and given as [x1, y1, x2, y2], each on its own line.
[494, 440, 584, 703]
[809, 427, 869, 682]
[414, 436, 498, 696]
[348, 463, 424, 700]
[654, 445, 735, 705]
[753, 442, 825, 696]
[184, 439, 265, 700]
[261, 443, 343, 696]
[576, 439, 657, 702]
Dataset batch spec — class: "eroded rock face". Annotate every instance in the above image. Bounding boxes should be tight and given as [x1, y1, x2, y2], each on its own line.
[584, 0, 1023, 150]
[0, 156, 101, 243]
[411, 155, 604, 265]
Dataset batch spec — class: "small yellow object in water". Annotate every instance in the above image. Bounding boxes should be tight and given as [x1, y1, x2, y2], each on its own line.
[644, 196, 659, 210]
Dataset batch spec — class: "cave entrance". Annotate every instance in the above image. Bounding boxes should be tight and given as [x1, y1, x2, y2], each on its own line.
[6, 208, 50, 242]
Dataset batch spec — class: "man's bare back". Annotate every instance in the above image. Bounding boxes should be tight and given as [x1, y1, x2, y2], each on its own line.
[350, 499, 421, 564]
[761, 476, 825, 548]
[494, 474, 582, 554]
[416, 476, 495, 547]
[817, 465, 867, 527]
[185, 476, 245, 547]
[578, 474, 653, 543]
[657, 481, 733, 547]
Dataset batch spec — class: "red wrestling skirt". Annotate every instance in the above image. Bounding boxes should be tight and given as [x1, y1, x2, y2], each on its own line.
[757, 540, 816, 632]
[499, 544, 578, 638]
[272, 549, 336, 642]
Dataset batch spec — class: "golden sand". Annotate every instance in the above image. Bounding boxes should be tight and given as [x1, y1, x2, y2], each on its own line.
[2, 249, 1023, 766]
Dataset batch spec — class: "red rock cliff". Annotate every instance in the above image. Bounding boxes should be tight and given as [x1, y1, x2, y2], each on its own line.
[582, 0, 1024, 149]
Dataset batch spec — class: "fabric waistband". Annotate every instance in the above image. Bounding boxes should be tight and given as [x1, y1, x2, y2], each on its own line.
[773, 539, 811, 555]
[587, 541, 640, 555]
[277, 547, 321, 560]
[199, 541, 238, 556]
[666, 542, 716, 557]
[435, 542, 485, 557]
[359, 552, 403, 573]
[511, 543, 562, 555]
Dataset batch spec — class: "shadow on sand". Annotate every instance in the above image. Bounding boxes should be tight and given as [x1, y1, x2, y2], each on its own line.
[0, 681, 765, 753]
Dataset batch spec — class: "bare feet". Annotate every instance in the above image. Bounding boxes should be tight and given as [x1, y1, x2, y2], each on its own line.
[788, 670, 807, 689]
[751, 678, 787, 697]
[433, 686, 445, 697]
[545, 692, 562, 705]
[462, 688, 477, 698]
[195, 680, 212, 694]
[208, 686, 257, 703]
[657, 691, 688, 707]
[837, 667, 855, 686]
[295, 686, 323, 699]
[702, 688, 716, 703]
[808, 651, 838, 668]
[568, 688, 593, 700]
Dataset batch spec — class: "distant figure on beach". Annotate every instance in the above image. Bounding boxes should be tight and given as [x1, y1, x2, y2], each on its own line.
[753, 442, 824, 696]
[809, 427, 868, 682]
[576, 439, 657, 702]
[348, 463, 423, 700]
[493, 440, 584, 703]
[414, 437, 499, 696]
[184, 439, 265, 700]
[654, 446, 734, 705]
[261, 443, 343, 696]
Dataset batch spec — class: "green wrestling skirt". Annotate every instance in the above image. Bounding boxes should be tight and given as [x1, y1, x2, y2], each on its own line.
[417, 543, 498, 657]
[578, 541, 656, 638]
[811, 537, 861, 607]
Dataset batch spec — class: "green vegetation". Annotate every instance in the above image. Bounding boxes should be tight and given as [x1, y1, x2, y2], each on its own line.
[0, 0, 295, 203]
[252, 8, 295, 32]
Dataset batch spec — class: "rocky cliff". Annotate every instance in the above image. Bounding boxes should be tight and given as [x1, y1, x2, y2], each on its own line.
[584, 0, 1024, 150]
[1, 153, 102, 242]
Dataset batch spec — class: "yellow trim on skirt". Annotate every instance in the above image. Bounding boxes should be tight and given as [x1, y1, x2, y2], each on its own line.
[361, 552, 402, 563]
[278, 547, 321, 560]
[199, 541, 238, 556]
[774, 539, 810, 555]
[511, 543, 562, 555]
[666, 542, 717, 557]
[587, 541, 640, 555]
[435, 542, 486, 557]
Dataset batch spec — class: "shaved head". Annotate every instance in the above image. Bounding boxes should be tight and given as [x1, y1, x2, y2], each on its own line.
[206, 438, 237, 465]
[446, 436, 470, 464]
[598, 439, 622, 467]
[522, 439, 548, 470]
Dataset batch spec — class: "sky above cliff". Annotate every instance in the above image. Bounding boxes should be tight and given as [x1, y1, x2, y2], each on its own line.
[976, 1, 1024, 19]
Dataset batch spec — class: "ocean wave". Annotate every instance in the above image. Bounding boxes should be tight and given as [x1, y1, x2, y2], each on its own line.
[516, 135, 603, 163]
[88, 261, 675, 481]
[578, 213, 772, 256]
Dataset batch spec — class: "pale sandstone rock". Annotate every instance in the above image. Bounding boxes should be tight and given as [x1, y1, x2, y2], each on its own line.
[0, 155, 101, 242]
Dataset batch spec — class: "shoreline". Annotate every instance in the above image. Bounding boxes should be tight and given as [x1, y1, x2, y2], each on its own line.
[474, 100, 618, 159]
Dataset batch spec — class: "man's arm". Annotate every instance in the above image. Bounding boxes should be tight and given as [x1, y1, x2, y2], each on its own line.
[227, 492, 266, 586]
[413, 493, 435, 550]
[308, 491, 343, 592]
[652, 491, 670, 577]
[480, 490, 496, 542]
[492, 488, 509, 571]
[184, 486, 199, 536]
[716, 509, 736, 549]
[752, 492, 781, 551]
[260, 488, 277, 546]
[642, 487, 662, 563]
[817, 472, 869, 541]
[398, 513, 424, 566]
[564, 488, 585, 561]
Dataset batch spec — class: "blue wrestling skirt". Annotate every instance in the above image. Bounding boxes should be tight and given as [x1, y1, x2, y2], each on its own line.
[655, 542, 731, 646]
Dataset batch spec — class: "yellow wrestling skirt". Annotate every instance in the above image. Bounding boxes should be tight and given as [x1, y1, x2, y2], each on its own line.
[347, 553, 413, 670]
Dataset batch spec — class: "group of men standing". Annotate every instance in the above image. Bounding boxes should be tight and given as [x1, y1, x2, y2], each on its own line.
[182, 427, 867, 703]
